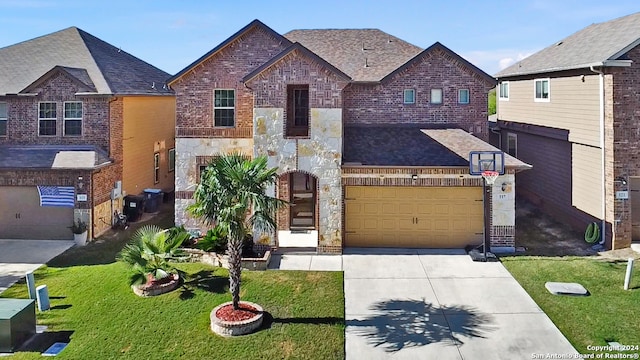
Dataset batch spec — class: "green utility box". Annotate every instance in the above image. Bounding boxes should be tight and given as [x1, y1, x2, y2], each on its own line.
[0, 299, 36, 352]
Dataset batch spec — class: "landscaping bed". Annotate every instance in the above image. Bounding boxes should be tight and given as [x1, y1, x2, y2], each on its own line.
[0, 262, 344, 359]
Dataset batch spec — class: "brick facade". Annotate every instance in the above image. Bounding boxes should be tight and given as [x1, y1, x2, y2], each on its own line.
[343, 47, 493, 141]
[612, 45, 640, 248]
[171, 26, 288, 139]
[0, 71, 110, 148]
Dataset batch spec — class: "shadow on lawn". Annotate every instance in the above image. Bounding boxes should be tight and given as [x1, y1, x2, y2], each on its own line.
[179, 270, 229, 299]
[17, 330, 74, 354]
[260, 312, 344, 330]
[346, 299, 495, 353]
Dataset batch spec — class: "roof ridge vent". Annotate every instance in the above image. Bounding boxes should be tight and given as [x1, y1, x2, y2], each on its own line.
[556, 41, 563, 46]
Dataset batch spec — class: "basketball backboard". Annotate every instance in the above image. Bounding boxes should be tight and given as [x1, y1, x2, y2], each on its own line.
[469, 151, 505, 175]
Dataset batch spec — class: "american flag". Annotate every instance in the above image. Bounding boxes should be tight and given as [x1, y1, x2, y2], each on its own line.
[37, 186, 75, 207]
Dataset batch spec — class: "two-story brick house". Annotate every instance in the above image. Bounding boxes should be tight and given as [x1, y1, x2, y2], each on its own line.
[0, 27, 175, 240]
[170, 20, 529, 254]
[494, 12, 640, 250]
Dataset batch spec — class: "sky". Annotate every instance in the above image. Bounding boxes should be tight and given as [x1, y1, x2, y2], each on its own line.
[0, 0, 638, 76]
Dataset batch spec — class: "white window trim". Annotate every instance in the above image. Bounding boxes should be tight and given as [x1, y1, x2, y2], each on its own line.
[458, 89, 470, 104]
[403, 89, 415, 104]
[506, 133, 517, 157]
[168, 148, 175, 172]
[430, 88, 443, 104]
[499, 81, 509, 101]
[0, 102, 7, 136]
[38, 101, 57, 137]
[213, 89, 235, 128]
[154, 152, 160, 184]
[534, 78, 550, 102]
[63, 101, 83, 136]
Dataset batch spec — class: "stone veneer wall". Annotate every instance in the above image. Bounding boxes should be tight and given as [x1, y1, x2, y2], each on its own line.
[174, 138, 253, 228]
[254, 108, 342, 253]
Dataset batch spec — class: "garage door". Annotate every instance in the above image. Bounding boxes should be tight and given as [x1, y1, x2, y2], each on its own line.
[0, 187, 73, 240]
[345, 186, 484, 248]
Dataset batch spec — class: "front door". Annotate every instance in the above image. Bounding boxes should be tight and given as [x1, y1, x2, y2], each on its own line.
[289, 172, 316, 229]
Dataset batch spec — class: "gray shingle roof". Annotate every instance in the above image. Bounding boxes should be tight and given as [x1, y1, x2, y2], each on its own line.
[496, 12, 640, 77]
[285, 29, 423, 82]
[343, 126, 468, 166]
[0, 27, 171, 96]
[0, 145, 111, 169]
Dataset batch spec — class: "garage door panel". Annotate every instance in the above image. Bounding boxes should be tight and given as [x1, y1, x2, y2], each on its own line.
[345, 186, 483, 248]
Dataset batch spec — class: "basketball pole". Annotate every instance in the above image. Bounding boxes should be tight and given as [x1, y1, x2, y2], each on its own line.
[483, 177, 489, 261]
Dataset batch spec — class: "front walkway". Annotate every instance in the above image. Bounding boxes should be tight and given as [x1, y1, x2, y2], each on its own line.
[270, 248, 577, 360]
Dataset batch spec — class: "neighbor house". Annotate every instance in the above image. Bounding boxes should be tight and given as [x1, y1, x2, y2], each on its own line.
[169, 20, 530, 254]
[0, 27, 175, 240]
[494, 12, 640, 250]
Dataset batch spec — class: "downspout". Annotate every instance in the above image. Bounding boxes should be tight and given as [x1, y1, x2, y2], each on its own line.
[590, 65, 606, 246]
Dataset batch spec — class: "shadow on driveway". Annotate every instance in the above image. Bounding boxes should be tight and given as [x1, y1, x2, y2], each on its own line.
[347, 299, 495, 353]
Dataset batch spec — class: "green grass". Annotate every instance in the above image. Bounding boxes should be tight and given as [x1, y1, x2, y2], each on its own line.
[502, 256, 640, 354]
[1, 262, 345, 359]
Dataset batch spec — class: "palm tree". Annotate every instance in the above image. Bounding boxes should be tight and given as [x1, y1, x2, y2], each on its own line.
[188, 153, 283, 309]
[117, 225, 189, 285]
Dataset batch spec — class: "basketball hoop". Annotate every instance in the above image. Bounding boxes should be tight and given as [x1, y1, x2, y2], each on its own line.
[481, 170, 499, 186]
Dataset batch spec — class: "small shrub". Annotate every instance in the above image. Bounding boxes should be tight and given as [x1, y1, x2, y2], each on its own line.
[196, 225, 228, 253]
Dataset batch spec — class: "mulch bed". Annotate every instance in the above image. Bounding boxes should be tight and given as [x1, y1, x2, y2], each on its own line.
[216, 303, 261, 322]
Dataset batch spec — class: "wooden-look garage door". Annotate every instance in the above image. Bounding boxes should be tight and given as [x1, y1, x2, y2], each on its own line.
[0, 187, 73, 240]
[345, 186, 484, 248]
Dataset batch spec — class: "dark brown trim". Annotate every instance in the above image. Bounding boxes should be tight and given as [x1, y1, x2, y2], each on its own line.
[496, 120, 569, 141]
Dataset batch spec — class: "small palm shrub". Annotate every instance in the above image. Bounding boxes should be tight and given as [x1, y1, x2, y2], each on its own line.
[117, 225, 190, 285]
[196, 225, 228, 253]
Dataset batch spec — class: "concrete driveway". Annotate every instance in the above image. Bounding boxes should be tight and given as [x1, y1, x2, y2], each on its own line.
[343, 248, 577, 360]
[0, 239, 74, 293]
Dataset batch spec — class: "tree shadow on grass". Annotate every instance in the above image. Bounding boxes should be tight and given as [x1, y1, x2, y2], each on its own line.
[347, 299, 496, 353]
[179, 270, 229, 299]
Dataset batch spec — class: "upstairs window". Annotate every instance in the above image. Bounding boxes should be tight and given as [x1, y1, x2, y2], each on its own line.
[154, 152, 160, 184]
[534, 79, 550, 101]
[430, 89, 443, 104]
[458, 89, 470, 104]
[286, 84, 309, 137]
[64, 101, 83, 136]
[0, 102, 6, 136]
[403, 89, 415, 104]
[214, 89, 235, 127]
[506, 133, 517, 157]
[38, 102, 57, 136]
[499, 82, 509, 100]
[168, 148, 175, 172]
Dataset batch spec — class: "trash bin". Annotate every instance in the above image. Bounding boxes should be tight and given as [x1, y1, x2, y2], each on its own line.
[123, 195, 145, 222]
[143, 189, 162, 213]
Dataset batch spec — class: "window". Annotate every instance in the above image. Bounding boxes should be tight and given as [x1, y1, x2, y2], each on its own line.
[499, 82, 509, 100]
[430, 89, 443, 104]
[534, 79, 550, 101]
[506, 133, 517, 157]
[213, 89, 235, 127]
[0, 102, 6, 136]
[286, 84, 309, 137]
[154, 153, 160, 184]
[168, 148, 175, 172]
[458, 89, 470, 104]
[64, 101, 82, 136]
[38, 102, 57, 136]
[403, 89, 415, 104]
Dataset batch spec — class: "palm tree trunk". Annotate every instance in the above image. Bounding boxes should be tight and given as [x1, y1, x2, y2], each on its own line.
[228, 238, 243, 309]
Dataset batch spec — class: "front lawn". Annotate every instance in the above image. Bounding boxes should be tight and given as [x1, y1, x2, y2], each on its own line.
[1, 262, 344, 359]
[502, 256, 640, 354]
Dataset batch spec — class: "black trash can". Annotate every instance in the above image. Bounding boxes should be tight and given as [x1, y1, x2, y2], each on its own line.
[143, 189, 162, 213]
[123, 195, 145, 222]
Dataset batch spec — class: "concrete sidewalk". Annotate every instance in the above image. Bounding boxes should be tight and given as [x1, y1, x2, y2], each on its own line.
[343, 248, 577, 360]
[0, 239, 74, 293]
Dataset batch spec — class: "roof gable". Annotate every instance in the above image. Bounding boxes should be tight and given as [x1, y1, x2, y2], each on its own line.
[242, 42, 351, 83]
[169, 19, 292, 84]
[382, 42, 495, 86]
[285, 28, 422, 82]
[20, 66, 97, 94]
[496, 11, 640, 77]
